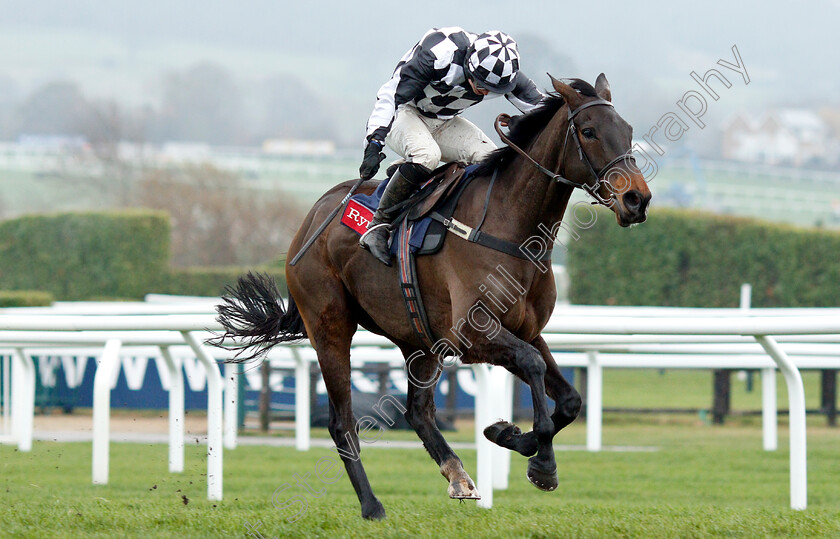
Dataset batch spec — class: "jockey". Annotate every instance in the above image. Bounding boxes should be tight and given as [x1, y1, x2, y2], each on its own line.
[358, 27, 546, 265]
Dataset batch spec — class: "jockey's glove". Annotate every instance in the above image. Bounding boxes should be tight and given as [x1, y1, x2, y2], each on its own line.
[360, 138, 386, 180]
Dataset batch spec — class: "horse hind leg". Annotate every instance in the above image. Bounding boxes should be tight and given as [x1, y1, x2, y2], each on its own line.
[326, 397, 385, 519]
[308, 298, 386, 520]
[402, 350, 479, 500]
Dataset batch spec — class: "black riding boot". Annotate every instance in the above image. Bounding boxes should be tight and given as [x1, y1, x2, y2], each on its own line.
[359, 163, 428, 266]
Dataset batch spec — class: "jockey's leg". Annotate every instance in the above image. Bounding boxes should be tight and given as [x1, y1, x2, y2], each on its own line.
[360, 106, 438, 266]
[359, 162, 430, 266]
[384, 105, 442, 170]
[433, 115, 498, 164]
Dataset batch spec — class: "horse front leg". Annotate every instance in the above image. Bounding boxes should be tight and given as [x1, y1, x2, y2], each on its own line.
[533, 335, 582, 432]
[462, 325, 558, 492]
[484, 335, 581, 462]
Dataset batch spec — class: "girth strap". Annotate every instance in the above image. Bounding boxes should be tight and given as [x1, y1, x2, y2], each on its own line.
[429, 211, 552, 262]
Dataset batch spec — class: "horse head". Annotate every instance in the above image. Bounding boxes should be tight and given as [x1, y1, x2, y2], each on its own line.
[549, 74, 651, 227]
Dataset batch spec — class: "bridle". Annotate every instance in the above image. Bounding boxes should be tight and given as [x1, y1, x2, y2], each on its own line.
[494, 98, 635, 204]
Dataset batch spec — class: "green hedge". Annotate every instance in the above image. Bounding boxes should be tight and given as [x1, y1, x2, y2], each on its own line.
[0, 210, 170, 301]
[0, 290, 54, 307]
[154, 266, 287, 297]
[567, 208, 840, 307]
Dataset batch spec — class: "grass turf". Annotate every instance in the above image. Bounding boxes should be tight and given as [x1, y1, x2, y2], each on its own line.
[2, 416, 840, 538]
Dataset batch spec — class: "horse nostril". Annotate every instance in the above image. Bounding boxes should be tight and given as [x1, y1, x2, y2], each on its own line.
[623, 190, 642, 212]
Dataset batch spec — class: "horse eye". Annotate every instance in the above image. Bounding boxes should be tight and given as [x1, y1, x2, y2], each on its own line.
[581, 128, 596, 139]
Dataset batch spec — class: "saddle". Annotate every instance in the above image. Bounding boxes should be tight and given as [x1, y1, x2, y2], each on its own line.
[342, 162, 476, 256]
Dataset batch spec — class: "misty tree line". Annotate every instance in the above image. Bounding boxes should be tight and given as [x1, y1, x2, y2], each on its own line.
[4, 160, 305, 268]
[0, 63, 317, 267]
[135, 166, 304, 267]
[0, 62, 338, 147]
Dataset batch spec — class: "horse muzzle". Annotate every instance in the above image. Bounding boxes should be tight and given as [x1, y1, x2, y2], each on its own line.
[615, 189, 651, 227]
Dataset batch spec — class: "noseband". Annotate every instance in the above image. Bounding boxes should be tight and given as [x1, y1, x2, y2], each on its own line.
[494, 99, 634, 202]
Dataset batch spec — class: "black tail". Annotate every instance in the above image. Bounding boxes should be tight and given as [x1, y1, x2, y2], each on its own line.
[206, 272, 307, 363]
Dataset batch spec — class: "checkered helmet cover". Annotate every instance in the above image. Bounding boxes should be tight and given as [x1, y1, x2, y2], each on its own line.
[464, 31, 520, 93]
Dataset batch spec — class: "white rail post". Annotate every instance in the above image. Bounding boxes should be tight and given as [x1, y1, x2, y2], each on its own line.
[743, 283, 774, 449]
[9, 350, 31, 450]
[182, 331, 224, 501]
[491, 367, 513, 490]
[5, 350, 21, 445]
[10, 350, 34, 450]
[586, 351, 603, 451]
[2, 354, 9, 440]
[740, 283, 752, 310]
[761, 367, 778, 451]
[756, 336, 807, 510]
[14, 348, 35, 452]
[471, 364, 493, 509]
[159, 346, 184, 473]
[10, 353, 22, 444]
[291, 347, 310, 451]
[224, 362, 238, 450]
[92, 339, 122, 485]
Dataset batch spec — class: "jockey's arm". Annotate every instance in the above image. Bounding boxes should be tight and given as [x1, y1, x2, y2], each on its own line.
[364, 34, 440, 146]
[505, 73, 546, 114]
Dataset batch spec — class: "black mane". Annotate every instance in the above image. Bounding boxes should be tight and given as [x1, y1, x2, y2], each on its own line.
[472, 78, 598, 177]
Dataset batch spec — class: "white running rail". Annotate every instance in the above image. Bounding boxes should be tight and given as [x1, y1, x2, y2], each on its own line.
[2, 301, 840, 511]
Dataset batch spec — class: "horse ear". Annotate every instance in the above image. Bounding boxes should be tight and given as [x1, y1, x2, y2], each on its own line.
[594, 73, 612, 102]
[548, 73, 582, 108]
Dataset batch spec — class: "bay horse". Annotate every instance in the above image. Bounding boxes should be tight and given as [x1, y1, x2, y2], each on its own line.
[212, 75, 651, 520]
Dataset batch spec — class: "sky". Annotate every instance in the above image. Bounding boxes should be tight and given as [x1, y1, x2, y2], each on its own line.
[0, 0, 838, 147]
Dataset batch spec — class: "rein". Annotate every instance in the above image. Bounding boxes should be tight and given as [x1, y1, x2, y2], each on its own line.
[494, 98, 634, 202]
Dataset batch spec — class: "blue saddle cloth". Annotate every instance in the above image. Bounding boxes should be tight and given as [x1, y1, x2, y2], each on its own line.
[351, 164, 480, 255]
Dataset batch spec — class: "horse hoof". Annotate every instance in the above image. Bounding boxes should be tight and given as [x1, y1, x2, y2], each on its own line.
[483, 420, 521, 445]
[361, 499, 387, 520]
[448, 477, 481, 500]
[484, 420, 538, 457]
[527, 457, 558, 492]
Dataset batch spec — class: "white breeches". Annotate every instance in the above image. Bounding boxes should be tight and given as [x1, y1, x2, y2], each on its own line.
[385, 105, 497, 170]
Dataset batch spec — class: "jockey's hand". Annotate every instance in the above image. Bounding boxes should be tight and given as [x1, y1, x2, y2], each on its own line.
[360, 139, 386, 180]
